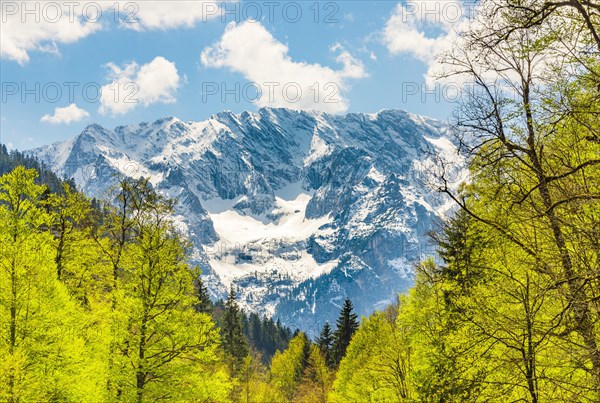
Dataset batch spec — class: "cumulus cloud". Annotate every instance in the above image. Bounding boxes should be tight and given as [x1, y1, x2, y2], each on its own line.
[0, 2, 100, 64]
[383, 0, 471, 85]
[41, 103, 90, 124]
[99, 56, 181, 115]
[1, 1, 223, 64]
[201, 21, 367, 113]
[127, 1, 224, 30]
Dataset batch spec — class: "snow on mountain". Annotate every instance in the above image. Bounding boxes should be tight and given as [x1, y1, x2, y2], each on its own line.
[31, 107, 463, 333]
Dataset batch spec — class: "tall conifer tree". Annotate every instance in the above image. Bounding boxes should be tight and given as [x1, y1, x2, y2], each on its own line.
[332, 299, 359, 367]
[316, 322, 334, 368]
[222, 285, 249, 372]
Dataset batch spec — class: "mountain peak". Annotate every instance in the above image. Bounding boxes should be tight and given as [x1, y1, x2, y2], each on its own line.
[152, 116, 180, 126]
[81, 122, 107, 134]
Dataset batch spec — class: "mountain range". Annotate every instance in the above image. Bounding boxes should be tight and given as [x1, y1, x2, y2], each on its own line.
[31, 107, 463, 335]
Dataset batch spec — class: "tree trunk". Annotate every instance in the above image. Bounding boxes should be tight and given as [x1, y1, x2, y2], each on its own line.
[136, 313, 148, 403]
[523, 90, 600, 385]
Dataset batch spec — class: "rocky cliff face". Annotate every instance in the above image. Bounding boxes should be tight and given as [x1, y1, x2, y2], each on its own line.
[31, 107, 463, 333]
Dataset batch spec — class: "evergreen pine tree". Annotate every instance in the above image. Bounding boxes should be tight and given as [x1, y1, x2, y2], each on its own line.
[332, 299, 359, 367]
[222, 285, 249, 373]
[432, 209, 485, 304]
[196, 277, 212, 313]
[316, 322, 334, 368]
[247, 313, 262, 350]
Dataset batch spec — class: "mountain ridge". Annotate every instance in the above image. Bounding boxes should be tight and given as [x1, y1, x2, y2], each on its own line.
[30, 107, 463, 333]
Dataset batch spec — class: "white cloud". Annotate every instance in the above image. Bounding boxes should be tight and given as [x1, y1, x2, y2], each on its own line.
[383, 0, 554, 100]
[1, 1, 223, 64]
[99, 56, 181, 116]
[383, 1, 469, 85]
[201, 21, 367, 113]
[0, 2, 101, 64]
[127, 1, 224, 30]
[41, 103, 90, 124]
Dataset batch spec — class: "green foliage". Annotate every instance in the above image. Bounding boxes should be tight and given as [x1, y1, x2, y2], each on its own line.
[331, 307, 413, 402]
[111, 184, 228, 401]
[405, 259, 486, 402]
[270, 332, 310, 401]
[0, 167, 104, 401]
[0, 167, 232, 402]
[296, 345, 334, 403]
[236, 352, 273, 403]
[47, 182, 103, 303]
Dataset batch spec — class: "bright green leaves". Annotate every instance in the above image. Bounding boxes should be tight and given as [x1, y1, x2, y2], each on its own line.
[0, 169, 231, 402]
[0, 167, 103, 401]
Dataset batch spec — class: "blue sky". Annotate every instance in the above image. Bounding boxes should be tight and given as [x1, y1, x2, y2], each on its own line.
[0, 1, 466, 149]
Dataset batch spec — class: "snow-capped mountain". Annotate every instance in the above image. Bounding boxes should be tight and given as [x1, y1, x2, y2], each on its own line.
[31, 107, 463, 334]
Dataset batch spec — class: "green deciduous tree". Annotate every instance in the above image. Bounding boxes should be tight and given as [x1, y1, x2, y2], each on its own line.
[296, 344, 334, 403]
[432, 0, 600, 395]
[47, 183, 108, 307]
[270, 332, 310, 402]
[0, 167, 103, 402]
[331, 306, 414, 403]
[108, 179, 231, 402]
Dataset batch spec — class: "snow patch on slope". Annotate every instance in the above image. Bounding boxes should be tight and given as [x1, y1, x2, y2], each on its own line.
[206, 191, 336, 307]
[208, 192, 331, 245]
